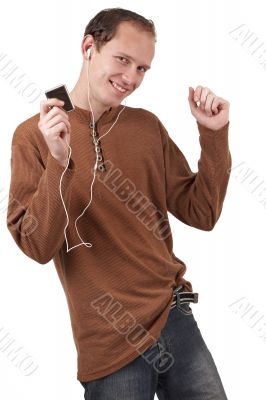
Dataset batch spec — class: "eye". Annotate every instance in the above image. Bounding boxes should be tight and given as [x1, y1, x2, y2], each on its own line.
[115, 56, 147, 73]
[116, 56, 128, 64]
[138, 66, 147, 73]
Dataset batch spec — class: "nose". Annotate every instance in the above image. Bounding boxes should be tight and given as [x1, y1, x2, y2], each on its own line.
[122, 67, 138, 88]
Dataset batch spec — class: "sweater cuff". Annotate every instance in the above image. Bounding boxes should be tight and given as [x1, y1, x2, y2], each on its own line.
[46, 151, 76, 176]
[45, 152, 76, 195]
[196, 120, 230, 137]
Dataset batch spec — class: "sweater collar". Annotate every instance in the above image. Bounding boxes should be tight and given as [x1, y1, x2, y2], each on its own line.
[72, 104, 126, 127]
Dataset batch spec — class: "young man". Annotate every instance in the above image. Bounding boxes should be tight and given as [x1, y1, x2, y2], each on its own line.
[7, 7, 231, 399]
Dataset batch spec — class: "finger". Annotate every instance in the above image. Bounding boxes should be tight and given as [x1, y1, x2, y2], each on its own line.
[193, 85, 203, 102]
[42, 105, 69, 125]
[215, 97, 229, 110]
[188, 87, 198, 110]
[40, 98, 65, 118]
[199, 87, 213, 110]
[205, 94, 215, 116]
[212, 97, 229, 114]
[50, 122, 69, 138]
[210, 97, 220, 114]
[45, 114, 71, 132]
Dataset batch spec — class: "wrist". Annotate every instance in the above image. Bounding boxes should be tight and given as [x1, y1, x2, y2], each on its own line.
[51, 153, 69, 168]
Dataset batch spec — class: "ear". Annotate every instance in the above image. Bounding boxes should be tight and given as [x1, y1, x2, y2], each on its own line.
[83, 34, 94, 60]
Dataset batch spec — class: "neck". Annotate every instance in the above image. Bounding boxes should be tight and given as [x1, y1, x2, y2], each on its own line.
[69, 64, 110, 123]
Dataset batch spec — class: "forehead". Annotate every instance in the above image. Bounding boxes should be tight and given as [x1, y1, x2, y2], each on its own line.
[104, 21, 155, 60]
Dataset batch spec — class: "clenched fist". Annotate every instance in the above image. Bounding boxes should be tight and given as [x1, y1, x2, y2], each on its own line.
[188, 86, 230, 131]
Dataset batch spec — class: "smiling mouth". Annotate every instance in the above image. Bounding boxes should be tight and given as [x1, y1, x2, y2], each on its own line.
[109, 80, 128, 93]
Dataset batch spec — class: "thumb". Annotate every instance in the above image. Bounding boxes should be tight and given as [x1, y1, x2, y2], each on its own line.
[188, 86, 197, 110]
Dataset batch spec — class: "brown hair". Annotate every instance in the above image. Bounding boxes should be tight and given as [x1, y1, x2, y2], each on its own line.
[84, 8, 157, 52]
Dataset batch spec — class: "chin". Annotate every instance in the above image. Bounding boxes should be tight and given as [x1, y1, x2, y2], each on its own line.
[106, 98, 123, 108]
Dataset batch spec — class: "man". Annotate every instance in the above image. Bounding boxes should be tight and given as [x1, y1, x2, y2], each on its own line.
[7, 7, 231, 399]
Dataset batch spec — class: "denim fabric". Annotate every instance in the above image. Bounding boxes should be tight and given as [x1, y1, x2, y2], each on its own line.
[80, 297, 228, 400]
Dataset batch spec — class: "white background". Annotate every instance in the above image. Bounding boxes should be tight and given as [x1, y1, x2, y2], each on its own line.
[1, 0, 265, 399]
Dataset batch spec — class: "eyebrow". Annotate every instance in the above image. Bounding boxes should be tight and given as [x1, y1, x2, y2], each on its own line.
[116, 52, 151, 70]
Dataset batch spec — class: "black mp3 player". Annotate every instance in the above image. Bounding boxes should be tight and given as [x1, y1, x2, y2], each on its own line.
[45, 84, 75, 112]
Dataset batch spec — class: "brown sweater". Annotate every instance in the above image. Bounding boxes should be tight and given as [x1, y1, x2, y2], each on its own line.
[6, 104, 231, 381]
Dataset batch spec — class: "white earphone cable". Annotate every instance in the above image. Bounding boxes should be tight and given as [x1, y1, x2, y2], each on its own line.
[58, 46, 126, 252]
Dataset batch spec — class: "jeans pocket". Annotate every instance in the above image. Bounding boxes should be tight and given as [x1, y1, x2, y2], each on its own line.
[176, 302, 193, 316]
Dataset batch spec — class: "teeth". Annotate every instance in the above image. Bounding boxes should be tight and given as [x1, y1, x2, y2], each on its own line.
[111, 81, 126, 93]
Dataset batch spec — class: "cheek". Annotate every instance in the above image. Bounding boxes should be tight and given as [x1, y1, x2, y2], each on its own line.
[107, 61, 129, 78]
[100, 60, 118, 77]
[91, 60, 111, 80]
[136, 76, 144, 88]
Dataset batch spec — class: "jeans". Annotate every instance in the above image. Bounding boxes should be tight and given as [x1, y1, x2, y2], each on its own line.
[80, 296, 228, 400]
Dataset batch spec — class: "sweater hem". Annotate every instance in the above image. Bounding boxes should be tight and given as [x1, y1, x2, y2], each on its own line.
[76, 326, 165, 382]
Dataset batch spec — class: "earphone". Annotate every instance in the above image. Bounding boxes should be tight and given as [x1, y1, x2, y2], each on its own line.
[86, 47, 91, 59]
[58, 42, 126, 253]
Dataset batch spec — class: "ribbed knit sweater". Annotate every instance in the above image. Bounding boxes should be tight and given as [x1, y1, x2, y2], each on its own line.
[6, 104, 231, 381]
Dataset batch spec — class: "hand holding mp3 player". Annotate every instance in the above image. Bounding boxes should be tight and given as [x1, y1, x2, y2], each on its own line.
[38, 85, 75, 168]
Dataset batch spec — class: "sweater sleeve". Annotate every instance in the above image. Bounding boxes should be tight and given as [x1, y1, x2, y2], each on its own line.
[6, 126, 76, 264]
[159, 119, 232, 231]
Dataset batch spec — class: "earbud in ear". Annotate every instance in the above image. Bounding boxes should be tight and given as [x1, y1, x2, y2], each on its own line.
[86, 47, 92, 59]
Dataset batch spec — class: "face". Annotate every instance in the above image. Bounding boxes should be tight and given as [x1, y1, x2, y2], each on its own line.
[85, 21, 155, 110]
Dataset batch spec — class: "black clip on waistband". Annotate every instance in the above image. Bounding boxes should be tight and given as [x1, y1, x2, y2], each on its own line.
[173, 285, 199, 306]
